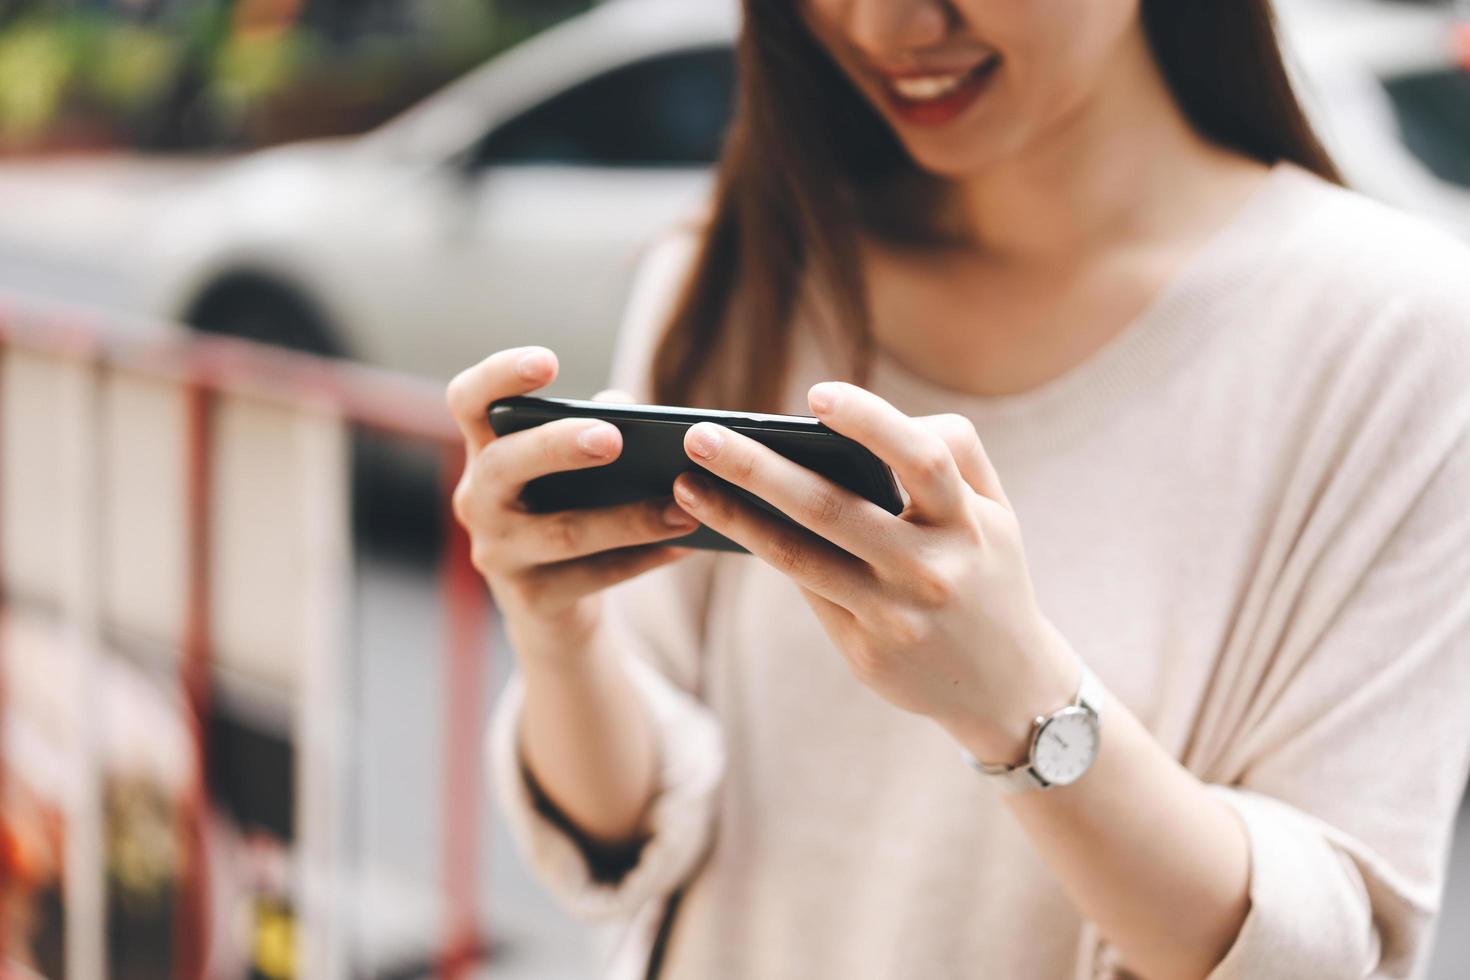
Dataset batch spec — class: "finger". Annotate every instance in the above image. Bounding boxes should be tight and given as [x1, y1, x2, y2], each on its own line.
[682, 421, 901, 565]
[527, 544, 693, 604]
[446, 345, 558, 455]
[474, 415, 624, 503]
[807, 381, 969, 521]
[507, 496, 700, 566]
[672, 472, 873, 609]
[592, 388, 637, 404]
[913, 413, 1012, 511]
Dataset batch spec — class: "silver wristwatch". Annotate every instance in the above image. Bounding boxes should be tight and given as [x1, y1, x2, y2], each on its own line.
[960, 661, 1105, 794]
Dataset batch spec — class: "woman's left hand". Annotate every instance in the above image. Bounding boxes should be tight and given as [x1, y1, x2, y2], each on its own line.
[671, 380, 1078, 763]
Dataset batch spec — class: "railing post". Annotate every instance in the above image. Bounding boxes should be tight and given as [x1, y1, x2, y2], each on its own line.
[438, 446, 491, 978]
[61, 336, 107, 980]
[174, 380, 214, 980]
[294, 407, 353, 980]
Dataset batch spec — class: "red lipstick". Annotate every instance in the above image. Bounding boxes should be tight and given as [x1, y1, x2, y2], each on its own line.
[879, 57, 1001, 128]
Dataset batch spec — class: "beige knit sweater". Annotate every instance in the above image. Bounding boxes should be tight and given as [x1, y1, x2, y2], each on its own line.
[487, 161, 1470, 979]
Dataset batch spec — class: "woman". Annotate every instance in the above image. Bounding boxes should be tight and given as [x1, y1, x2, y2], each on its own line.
[448, 1, 1470, 977]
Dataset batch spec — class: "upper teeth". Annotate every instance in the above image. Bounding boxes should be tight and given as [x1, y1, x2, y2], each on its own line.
[890, 70, 970, 101]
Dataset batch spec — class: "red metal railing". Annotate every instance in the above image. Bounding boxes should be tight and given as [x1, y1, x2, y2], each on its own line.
[0, 292, 492, 980]
[175, 379, 213, 980]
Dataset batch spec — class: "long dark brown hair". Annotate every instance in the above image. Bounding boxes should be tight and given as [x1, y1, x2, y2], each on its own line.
[650, 0, 1341, 412]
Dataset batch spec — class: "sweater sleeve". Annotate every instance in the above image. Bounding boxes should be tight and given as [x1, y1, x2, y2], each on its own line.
[1193, 301, 1470, 978]
[1080, 271, 1470, 979]
[487, 615, 724, 922]
[485, 226, 728, 923]
[1201, 418, 1470, 978]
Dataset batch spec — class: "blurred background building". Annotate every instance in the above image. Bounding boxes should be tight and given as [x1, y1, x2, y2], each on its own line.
[0, 0, 1466, 978]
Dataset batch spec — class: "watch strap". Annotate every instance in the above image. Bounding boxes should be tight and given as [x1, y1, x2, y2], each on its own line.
[1075, 660, 1105, 720]
[967, 755, 1048, 794]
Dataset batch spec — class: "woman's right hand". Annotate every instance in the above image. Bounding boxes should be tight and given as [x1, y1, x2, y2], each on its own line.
[446, 345, 699, 665]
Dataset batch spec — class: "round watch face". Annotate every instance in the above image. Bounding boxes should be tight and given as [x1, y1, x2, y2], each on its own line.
[1032, 706, 1099, 786]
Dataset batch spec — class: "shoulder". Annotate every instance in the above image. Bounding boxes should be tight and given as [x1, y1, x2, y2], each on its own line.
[1269, 163, 1470, 336]
[633, 206, 707, 281]
[607, 217, 707, 399]
[1244, 165, 1470, 417]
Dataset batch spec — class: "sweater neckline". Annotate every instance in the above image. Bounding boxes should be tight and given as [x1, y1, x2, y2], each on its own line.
[866, 159, 1317, 460]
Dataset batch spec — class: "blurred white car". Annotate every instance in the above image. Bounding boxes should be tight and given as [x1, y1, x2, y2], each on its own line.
[138, 0, 739, 396]
[126, 0, 1467, 394]
[1279, 0, 1470, 233]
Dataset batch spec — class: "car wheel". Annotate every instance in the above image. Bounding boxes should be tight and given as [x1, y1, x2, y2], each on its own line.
[183, 273, 341, 357]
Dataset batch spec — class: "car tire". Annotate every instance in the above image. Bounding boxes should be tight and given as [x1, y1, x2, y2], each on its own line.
[183, 273, 341, 357]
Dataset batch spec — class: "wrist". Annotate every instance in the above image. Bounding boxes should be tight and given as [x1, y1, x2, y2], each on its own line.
[942, 617, 1080, 765]
[508, 599, 606, 676]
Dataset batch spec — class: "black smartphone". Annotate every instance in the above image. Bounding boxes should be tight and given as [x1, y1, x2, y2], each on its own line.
[486, 395, 905, 554]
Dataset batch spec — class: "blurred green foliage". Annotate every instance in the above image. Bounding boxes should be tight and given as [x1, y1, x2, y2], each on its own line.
[92, 25, 184, 111]
[0, 18, 78, 140]
[213, 26, 311, 108]
[0, 0, 593, 150]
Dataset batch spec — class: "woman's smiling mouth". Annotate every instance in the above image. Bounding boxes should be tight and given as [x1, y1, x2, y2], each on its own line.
[877, 55, 1002, 127]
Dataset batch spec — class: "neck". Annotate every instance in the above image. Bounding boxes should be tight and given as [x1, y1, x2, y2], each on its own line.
[946, 26, 1241, 264]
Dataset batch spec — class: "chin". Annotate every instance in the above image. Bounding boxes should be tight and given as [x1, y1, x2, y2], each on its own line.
[896, 135, 1003, 181]
[890, 105, 1045, 183]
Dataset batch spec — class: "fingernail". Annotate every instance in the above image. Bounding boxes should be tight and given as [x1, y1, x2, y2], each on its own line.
[688, 423, 723, 459]
[674, 478, 701, 508]
[577, 423, 614, 456]
[516, 349, 552, 379]
[809, 382, 840, 413]
[663, 499, 696, 527]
